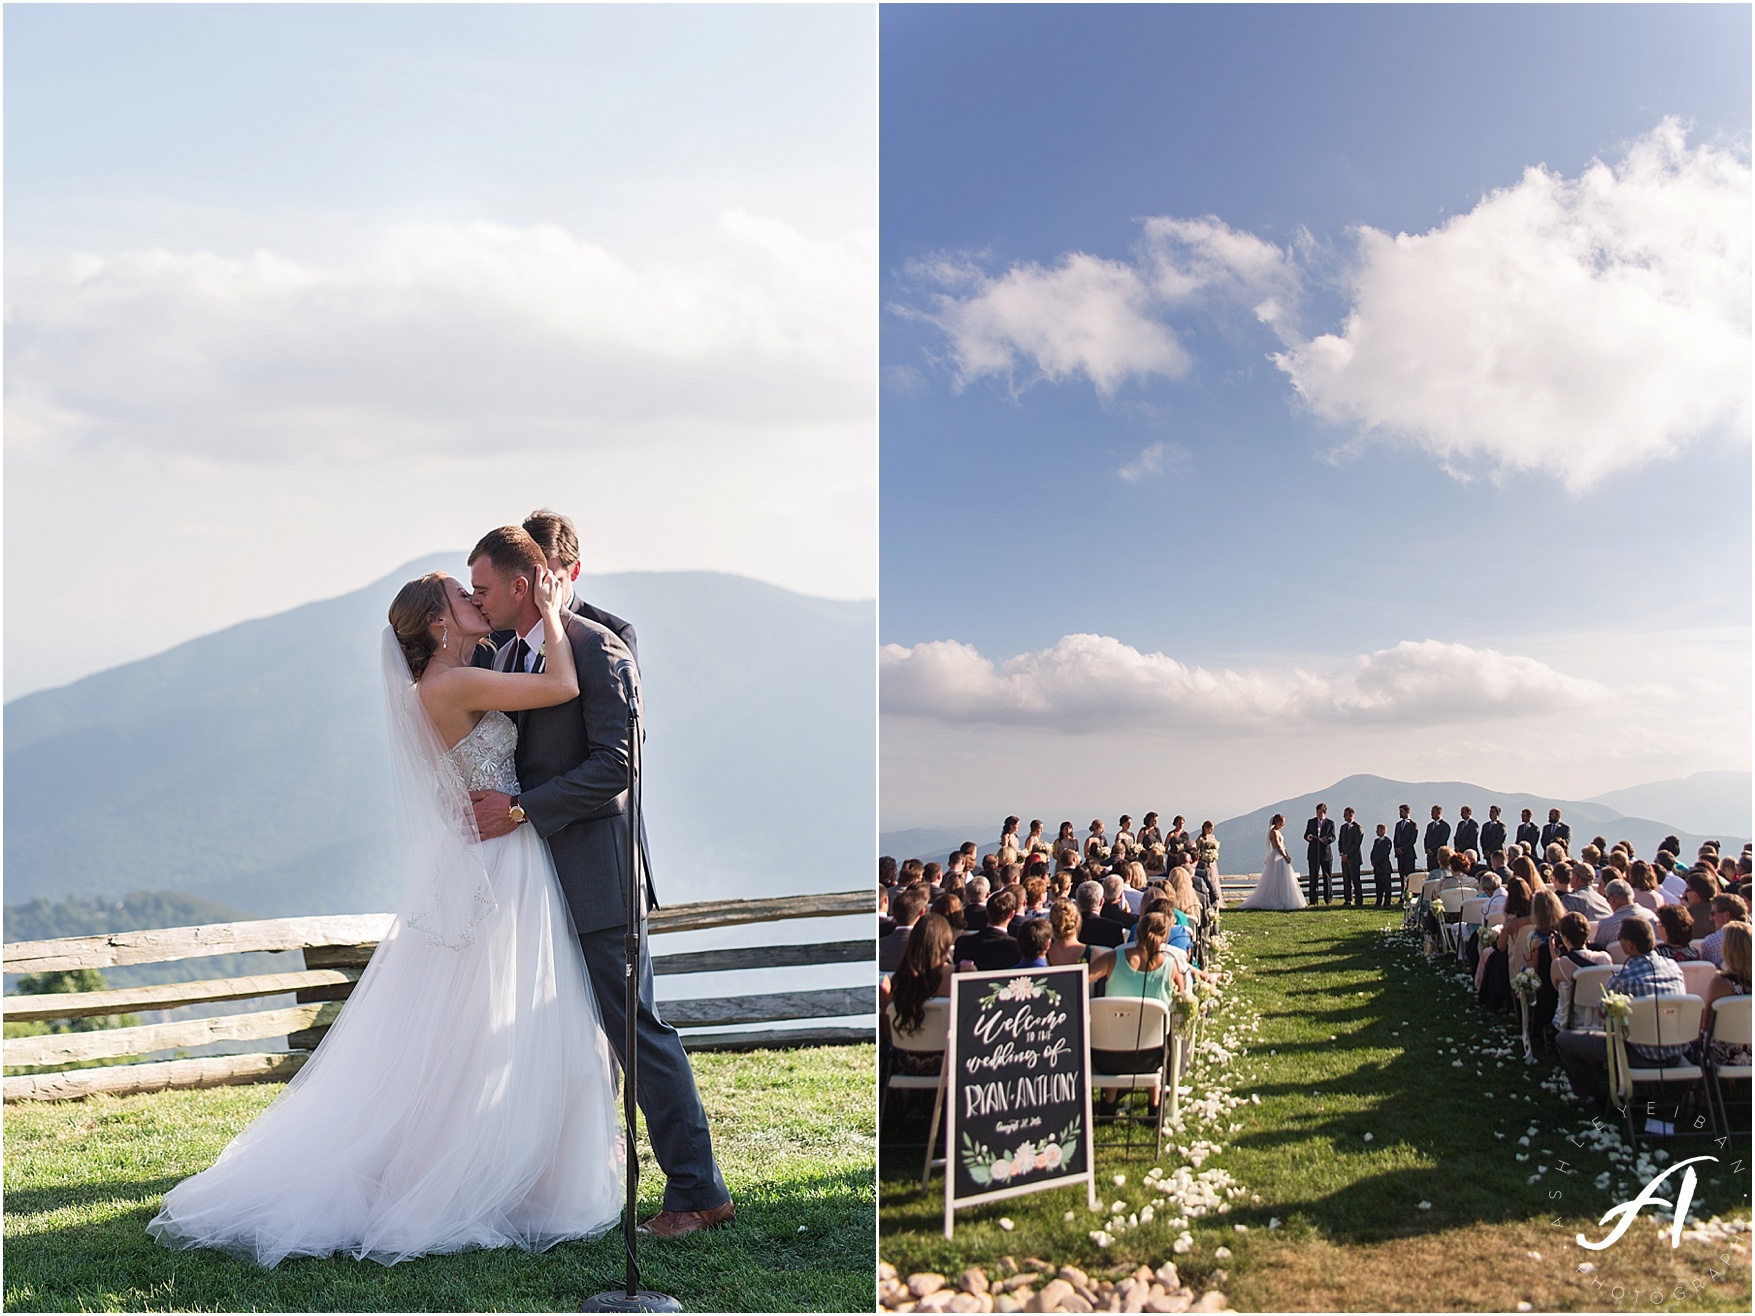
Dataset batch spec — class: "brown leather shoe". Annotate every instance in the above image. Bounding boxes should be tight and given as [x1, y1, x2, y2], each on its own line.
[637, 1200, 735, 1238]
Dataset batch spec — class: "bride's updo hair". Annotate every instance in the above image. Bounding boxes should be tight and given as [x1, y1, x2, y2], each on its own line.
[388, 574, 450, 680]
[1270, 813, 1285, 828]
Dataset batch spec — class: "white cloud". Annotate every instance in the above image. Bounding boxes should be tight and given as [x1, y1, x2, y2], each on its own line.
[899, 251, 1190, 395]
[1274, 119, 1751, 490]
[4, 211, 875, 462]
[1117, 440, 1189, 483]
[881, 633, 1632, 731]
[899, 121, 1748, 490]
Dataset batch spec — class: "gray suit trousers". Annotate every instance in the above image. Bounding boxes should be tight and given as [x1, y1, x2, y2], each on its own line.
[578, 922, 729, 1213]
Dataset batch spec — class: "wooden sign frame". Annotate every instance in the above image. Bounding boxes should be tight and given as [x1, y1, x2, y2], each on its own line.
[943, 963, 1098, 1238]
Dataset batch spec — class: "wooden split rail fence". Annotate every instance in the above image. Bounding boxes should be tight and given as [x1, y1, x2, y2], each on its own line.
[4, 889, 872, 1102]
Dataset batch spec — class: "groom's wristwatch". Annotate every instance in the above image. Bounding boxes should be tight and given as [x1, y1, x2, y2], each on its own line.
[508, 795, 527, 826]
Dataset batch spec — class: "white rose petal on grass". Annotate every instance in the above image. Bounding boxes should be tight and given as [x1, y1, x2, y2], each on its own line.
[1112, 1200, 1128, 1214]
[1114, 1173, 1127, 1186]
[1363, 1133, 1374, 1142]
[1267, 1217, 1282, 1230]
[1214, 1247, 1233, 1260]
[1064, 1212, 1076, 1222]
[1233, 1223, 1249, 1233]
[1417, 1201, 1432, 1211]
[998, 1218, 1014, 1231]
[1517, 1304, 1532, 1313]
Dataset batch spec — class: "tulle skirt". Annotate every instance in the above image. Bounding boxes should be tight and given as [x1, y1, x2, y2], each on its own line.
[147, 827, 624, 1267]
[1240, 850, 1308, 911]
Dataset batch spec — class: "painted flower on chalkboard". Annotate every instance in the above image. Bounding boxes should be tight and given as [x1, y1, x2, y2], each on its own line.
[961, 1116, 1082, 1189]
[979, 975, 1063, 1009]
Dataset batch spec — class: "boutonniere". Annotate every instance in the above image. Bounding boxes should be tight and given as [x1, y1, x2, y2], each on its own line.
[536, 642, 547, 659]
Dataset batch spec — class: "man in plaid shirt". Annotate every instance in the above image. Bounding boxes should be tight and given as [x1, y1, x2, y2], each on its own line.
[1697, 894, 1750, 968]
[1554, 916, 1687, 1109]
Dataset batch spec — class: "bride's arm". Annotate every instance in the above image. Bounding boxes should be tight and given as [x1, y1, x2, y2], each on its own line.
[427, 570, 580, 715]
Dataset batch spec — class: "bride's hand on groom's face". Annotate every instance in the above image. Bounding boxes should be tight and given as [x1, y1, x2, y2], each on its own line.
[533, 566, 565, 617]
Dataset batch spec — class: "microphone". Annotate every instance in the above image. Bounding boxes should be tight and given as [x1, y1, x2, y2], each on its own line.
[615, 658, 640, 715]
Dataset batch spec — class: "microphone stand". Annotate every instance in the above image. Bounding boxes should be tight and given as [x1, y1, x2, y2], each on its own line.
[583, 667, 680, 1313]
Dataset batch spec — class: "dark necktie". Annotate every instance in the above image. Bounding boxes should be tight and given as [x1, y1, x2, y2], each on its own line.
[509, 638, 529, 673]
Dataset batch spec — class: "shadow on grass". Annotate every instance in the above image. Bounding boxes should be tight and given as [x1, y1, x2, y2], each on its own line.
[5, 1164, 873, 1312]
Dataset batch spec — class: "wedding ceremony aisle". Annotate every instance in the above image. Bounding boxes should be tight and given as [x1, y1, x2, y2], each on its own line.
[878, 911, 1751, 1313]
[4, 1045, 873, 1312]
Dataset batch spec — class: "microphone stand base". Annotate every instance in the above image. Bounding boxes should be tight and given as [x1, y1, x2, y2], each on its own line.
[581, 1291, 682, 1313]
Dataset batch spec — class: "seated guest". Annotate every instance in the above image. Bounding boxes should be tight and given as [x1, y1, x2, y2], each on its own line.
[1076, 880, 1126, 949]
[921, 861, 943, 895]
[1589, 879, 1655, 951]
[930, 891, 968, 935]
[1102, 874, 1140, 930]
[1525, 890, 1565, 1028]
[1697, 894, 1750, 969]
[1122, 861, 1150, 915]
[962, 875, 991, 930]
[1696, 922, 1751, 1070]
[1560, 862, 1612, 919]
[1045, 899, 1093, 967]
[1684, 872, 1719, 939]
[1477, 876, 1532, 1000]
[878, 884, 893, 940]
[1088, 911, 1184, 1113]
[1015, 875, 1051, 922]
[1487, 849, 1512, 883]
[954, 887, 1021, 971]
[1656, 852, 1690, 902]
[1628, 860, 1667, 911]
[899, 857, 925, 888]
[1013, 917, 1052, 968]
[879, 886, 930, 973]
[1654, 904, 1699, 961]
[1166, 866, 1203, 928]
[997, 862, 1023, 892]
[1554, 916, 1687, 1111]
[879, 915, 953, 1072]
[1551, 912, 1613, 1032]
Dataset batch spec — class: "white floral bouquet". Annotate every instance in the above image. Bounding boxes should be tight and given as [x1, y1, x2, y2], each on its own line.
[1600, 990, 1633, 1024]
[1511, 967, 1541, 1000]
[1478, 924, 1499, 951]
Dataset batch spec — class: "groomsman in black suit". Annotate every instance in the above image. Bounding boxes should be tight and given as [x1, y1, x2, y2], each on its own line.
[1540, 808, 1572, 855]
[1423, 805, 1451, 877]
[1371, 824, 1394, 907]
[1394, 805, 1420, 903]
[1337, 807, 1365, 907]
[1454, 806, 1480, 859]
[1304, 803, 1336, 904]
[1480, 805, 1508, 859]
[1516, 808, 1542, 855]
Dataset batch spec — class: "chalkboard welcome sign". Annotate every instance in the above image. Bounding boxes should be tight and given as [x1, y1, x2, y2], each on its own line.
[944, 963, 1097, 1237]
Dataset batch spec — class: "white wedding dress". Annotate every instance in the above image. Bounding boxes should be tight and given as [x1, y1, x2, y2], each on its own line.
[1239, 830, 1308, 911]
[148, 673, 624, 1267]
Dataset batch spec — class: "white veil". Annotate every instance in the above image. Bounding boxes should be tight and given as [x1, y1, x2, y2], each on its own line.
[379, 626, 497, 950]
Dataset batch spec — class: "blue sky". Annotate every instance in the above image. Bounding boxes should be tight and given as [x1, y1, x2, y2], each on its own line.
[6, 3, 875, 696]
[879, 4, 1750, 827]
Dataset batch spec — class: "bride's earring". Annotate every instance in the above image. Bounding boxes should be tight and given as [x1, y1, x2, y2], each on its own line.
[440, 622, 449, 652]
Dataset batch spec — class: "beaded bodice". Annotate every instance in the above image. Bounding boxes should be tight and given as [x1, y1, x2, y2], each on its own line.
[444, 710, 521, 795]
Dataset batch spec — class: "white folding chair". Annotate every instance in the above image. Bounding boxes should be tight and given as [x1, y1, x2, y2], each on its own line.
[1455, 897, 1488, 958]
[883, 1000, 950, 1187]
[1421, 878, 1444, 904]
[1615, 995, 1706, 1146]
[1679, 962, 1718, 998]
[1566, 965, 1616, 1032]
[1089, 996, 1172, 1160]
[1606, 943, 1627, 965]
[1704, 995, 1751, 1138]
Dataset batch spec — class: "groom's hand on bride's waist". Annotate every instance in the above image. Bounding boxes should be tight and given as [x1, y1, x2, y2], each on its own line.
[470, 790, 520, 840]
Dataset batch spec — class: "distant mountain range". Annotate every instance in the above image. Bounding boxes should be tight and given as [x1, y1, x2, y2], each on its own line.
[880, 771, 1750, 873]
[5, 560, 874, 919]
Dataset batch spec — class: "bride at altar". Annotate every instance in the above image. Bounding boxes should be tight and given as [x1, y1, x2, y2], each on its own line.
[1239, 813, 1307, 911]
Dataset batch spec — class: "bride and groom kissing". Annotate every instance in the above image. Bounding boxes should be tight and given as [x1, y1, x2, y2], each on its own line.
[148, 514, 732, 1267]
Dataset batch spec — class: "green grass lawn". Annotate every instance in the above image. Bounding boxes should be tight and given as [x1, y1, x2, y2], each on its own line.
[879, 911, 1752, 1312]
[4, 1044, 874, 1313]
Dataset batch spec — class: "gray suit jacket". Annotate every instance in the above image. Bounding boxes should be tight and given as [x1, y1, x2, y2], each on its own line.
[500, 612, 651, 935]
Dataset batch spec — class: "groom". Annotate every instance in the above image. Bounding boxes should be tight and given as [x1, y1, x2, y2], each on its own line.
[465, 526, 733, 1237]
[1303, 804, 1335, 905]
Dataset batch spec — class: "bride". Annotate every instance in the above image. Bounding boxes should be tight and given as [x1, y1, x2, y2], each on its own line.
[1239, 813, 1307, 911]
[147, 567, 623, 1267]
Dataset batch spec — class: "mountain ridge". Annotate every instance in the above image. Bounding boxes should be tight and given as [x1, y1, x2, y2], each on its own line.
[5, 557, 874, 917]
